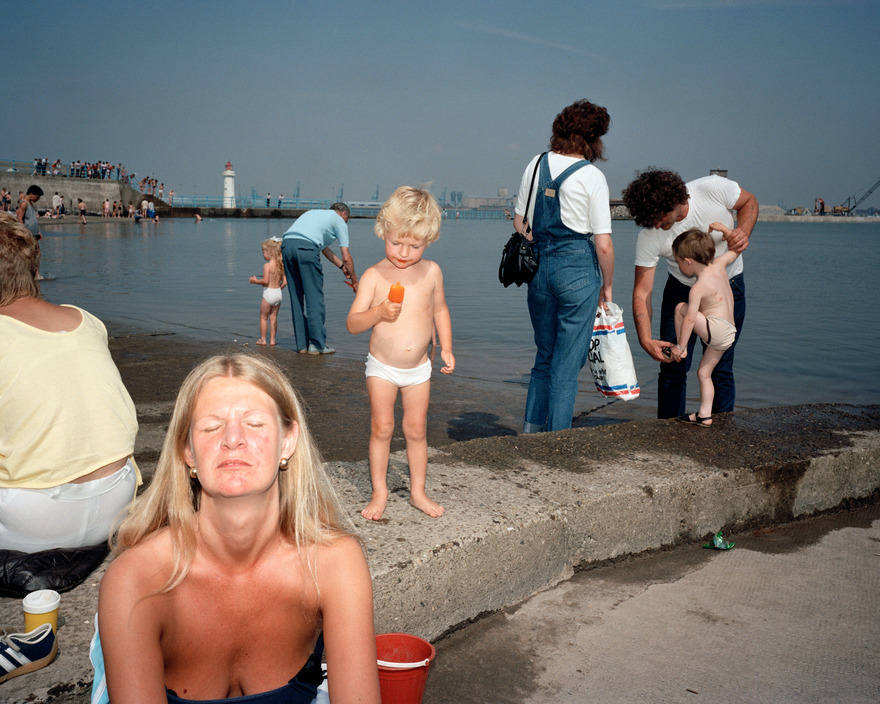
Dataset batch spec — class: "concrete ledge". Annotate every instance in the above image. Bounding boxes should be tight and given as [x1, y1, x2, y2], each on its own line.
[359, 405, 880, 639]
[2, 404, 878, 703]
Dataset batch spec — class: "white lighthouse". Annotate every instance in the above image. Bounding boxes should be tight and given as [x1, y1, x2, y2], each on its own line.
[223, 161, 236, 208]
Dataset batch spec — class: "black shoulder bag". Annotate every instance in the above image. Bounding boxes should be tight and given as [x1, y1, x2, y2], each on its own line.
[499, 152, 545, 287]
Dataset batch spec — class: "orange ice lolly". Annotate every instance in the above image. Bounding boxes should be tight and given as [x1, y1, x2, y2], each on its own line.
[388, 282, 405, 303]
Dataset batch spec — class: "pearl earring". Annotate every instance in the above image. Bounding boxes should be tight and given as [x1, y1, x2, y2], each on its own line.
[188, 465, 198, 478]
[279, 457, 289, 471]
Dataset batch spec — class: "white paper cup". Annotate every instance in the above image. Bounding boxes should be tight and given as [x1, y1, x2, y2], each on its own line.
[23, 589, 61, 633]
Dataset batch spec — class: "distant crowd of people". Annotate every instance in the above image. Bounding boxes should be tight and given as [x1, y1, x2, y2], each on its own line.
[0, 185, 164, 227]
[27, 158, 171, 203]
[33, 158, 130, 182]
[138, 177, 169, 201]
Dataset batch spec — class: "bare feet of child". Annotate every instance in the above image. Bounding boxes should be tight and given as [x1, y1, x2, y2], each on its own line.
[256, 339, 266, 346]
[361, 490, 389, 521]
[411, 493, 444, 518]
[270, 340, 276, 346]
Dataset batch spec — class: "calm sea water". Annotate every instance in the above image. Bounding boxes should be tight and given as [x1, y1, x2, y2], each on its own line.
[39, 216, 880, 419]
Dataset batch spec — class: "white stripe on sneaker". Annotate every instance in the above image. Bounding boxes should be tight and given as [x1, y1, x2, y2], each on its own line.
[2, 650, 30, 670]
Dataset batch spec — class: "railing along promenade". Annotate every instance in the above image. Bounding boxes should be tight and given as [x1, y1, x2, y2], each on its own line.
[171, 194, 516, 220]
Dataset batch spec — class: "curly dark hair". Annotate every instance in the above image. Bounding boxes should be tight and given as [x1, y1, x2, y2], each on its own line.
[621, 169, 689, 228]
[549, 99, 611, 161]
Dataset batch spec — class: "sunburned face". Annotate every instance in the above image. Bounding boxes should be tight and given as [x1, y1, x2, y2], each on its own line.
[183, 376, 297, 500]
[384, 229, 426, 270]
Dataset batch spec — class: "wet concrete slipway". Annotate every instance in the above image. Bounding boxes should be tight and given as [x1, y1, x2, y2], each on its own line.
[2, 335, 879, 703]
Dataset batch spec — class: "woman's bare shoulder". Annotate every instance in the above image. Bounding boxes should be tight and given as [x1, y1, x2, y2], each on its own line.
[314, 535, 369, 578]
[102, 530, 174, 593]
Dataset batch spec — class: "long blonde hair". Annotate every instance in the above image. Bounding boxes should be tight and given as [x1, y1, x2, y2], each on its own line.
[112, 353, 353, 590]
[263, 239, 283, 283]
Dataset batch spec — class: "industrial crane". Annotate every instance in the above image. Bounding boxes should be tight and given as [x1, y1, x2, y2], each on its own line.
[832, 176, 880, 215]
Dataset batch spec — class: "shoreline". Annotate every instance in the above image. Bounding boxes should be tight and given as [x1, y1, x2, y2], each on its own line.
[36, 209, 880, 225]
[107, 323, 654, 472]
[108, 326, 528, 468]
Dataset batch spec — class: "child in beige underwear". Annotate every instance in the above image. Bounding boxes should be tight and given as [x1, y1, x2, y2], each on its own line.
[670, 223, 739, 428]
[346, 186, 454, 520]
[249, 238, 287, 346]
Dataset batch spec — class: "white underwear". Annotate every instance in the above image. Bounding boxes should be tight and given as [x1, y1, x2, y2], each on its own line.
[262, 287, 283, 306]
[0, 458, 138, 552]
[705, 315, 736, 351]
[365, 353, 432, 388]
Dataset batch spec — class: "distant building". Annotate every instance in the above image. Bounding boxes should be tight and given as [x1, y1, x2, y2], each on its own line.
[462, 187, 515, 210]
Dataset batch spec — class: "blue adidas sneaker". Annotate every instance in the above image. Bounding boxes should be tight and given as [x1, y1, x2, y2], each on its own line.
[0, 623, 57, 683]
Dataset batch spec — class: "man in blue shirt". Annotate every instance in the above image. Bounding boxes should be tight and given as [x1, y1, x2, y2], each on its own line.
[281, 202, 357, 354]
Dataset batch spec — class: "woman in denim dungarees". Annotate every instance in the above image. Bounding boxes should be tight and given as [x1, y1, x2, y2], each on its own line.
[514, 100, 615, 433]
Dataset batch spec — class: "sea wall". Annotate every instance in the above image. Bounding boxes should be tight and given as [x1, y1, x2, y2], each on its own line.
[0, 172, 159, 215]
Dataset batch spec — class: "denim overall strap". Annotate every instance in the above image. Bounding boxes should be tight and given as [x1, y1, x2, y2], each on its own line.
[532, 157, 591, 244]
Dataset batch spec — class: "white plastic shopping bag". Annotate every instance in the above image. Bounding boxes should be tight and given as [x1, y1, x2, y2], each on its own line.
[589, 302, 640, 401]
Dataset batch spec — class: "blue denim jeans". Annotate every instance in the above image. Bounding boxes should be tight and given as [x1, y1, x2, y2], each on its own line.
[657, 273, 746, 418]
[282, 238, 326, 351]
[523, 237, 600, 433]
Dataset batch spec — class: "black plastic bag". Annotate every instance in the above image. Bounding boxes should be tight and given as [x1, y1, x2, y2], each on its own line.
[0, 543, 109, 598]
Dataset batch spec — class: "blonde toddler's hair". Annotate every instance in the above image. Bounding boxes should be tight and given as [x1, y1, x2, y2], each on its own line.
[262, 238, 283, 277]
[374, 186, 442, 245]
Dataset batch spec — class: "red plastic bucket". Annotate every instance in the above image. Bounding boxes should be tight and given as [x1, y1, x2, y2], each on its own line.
[375, 632, 435, 704]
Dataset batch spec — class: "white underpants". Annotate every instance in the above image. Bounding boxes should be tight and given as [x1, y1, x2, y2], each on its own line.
[705, 315, 736, 351]
[262, 287, 283, 306]
[0, 458, 138, 552]
[365, 353, 432, 388]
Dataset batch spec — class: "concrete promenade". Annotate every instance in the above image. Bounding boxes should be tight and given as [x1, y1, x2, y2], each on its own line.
[1, 333, 878, 702]
[425, 502, 880, 703]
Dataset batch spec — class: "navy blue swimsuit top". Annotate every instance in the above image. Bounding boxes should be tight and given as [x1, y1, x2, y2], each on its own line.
[166, 678, 317, 704]
[166, 636, 323, 704]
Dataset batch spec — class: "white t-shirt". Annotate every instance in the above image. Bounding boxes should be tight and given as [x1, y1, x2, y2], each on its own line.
[515, 152, 612, 235]
[634, 175, 743, 285]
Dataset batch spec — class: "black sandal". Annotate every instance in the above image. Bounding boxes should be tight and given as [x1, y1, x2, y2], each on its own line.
[677, 413, 712, 428]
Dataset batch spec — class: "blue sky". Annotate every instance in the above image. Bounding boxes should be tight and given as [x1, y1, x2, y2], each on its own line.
[4, 0, 878, 209]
